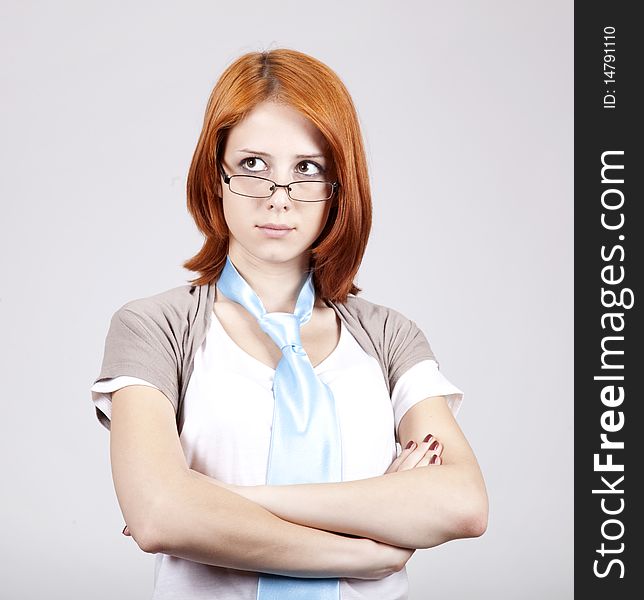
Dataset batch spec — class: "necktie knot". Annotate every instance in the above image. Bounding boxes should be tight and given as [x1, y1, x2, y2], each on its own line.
[259, 312, 304, 354]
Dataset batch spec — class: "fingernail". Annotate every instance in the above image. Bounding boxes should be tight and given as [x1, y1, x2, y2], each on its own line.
[429, 440, 439, 451]
[430, 455, 438, 464]
[423, 434, 433, 443]
[405, 440, 415, 450]
[122, 525, 128, 535]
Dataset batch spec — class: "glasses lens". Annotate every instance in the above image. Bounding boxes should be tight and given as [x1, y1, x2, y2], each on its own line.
[289, 181, 334, 202]
[229, 175, 274, 198]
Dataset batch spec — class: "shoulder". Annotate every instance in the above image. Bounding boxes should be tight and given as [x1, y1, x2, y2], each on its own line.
[117, 284, 199, 315]
[113, 283, 210, 329]
[328, 293, 432, 355]
[331, 294, 418, 331]
[96, 284, 211, 416]
[329, 293, 436, 393]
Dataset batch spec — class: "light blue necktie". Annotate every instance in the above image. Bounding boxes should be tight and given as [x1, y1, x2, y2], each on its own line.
[216, 255, 343, 600]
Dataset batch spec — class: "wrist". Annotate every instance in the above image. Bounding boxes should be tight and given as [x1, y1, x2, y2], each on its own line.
[230, 483, 261, 501]
[187, 468, 237, 492]
[331, 536, 379, 580]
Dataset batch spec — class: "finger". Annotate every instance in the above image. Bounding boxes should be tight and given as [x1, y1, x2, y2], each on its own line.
[422, 435, 444, 459]
[407, 433, 439, 461]
[417, 450, 443, 468]
[393, 434, 445, 471]
[416, 454, 432, 467]
[400, 434, 443, 469]
[397, 438, 434, 470]
[429, 439, 443, 457]
[385, 440, 418, 473]
[416, 449, 438, 467]
[423, 434, 438, 449]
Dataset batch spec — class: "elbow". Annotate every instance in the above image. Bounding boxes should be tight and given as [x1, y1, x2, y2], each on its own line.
[136, 518, 165, 554]
[436, 505, 487, 545]
[126, 513, 164, 555]
[456, 491, 489, 539]
[436, 488, 488, 544]
[461, 503, 488, 538]
[418, 497, 488, 549]
[454, 471, 489, 540]
[125, 493, 174, 555]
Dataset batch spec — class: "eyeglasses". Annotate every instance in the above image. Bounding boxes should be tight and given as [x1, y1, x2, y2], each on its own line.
[219, 166, 338, 203]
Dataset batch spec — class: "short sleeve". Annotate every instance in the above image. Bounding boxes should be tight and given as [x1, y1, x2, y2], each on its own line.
[384, 309, 437, 395]
[91, 305, 180, 431]
[91, 376, 160, 431]
[391, 359, 464, 437]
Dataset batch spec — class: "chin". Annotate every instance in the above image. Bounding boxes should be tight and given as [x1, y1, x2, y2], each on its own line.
[229, 232, 317, 265]
[238, 244, 307, 266]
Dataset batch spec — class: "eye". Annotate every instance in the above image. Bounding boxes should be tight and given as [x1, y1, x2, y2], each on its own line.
[295, 160, 324, 177]
[238, 157, 268, 172]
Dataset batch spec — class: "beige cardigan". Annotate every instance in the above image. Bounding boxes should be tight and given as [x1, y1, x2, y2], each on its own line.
[93, 282, 436, 432]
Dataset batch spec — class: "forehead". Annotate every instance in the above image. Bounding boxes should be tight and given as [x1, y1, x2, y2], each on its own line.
[225, 101, 329, 157]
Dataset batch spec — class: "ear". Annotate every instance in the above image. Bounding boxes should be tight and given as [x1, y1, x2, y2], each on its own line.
[214, 171, 223, 200]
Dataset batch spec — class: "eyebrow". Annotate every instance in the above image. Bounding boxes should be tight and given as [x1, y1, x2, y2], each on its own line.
[235, 148, 327, 160]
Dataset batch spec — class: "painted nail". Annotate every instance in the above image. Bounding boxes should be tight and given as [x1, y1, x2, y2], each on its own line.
[430, 455, 438, 465]
[122, 525, 128, 535]
[423, 434, 433, 443]
[429, 440, 439, 451]
[405, 440, 415, 450]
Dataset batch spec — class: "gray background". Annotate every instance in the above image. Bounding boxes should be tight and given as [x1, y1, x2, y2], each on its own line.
[0, 1, 573, 598]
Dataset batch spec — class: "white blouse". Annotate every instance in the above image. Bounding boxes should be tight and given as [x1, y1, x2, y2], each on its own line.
[91, 309, 464, 600]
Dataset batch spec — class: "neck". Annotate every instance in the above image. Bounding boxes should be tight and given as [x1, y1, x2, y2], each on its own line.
[223, 248, 314, 313]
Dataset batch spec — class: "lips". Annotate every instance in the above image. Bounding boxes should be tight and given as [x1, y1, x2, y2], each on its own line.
[256, 223, 294, 238]
[257, 223, 294, 230]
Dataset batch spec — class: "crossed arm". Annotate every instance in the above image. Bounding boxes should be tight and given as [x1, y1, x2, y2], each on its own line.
[126, 395, 488, 550]
[197, 395, 487, 549]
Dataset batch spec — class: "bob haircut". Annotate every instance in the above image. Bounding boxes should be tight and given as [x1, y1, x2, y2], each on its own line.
[183, 48, 372, 303]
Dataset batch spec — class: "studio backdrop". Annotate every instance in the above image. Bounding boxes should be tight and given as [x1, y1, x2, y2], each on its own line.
[0, 1, 573, 598]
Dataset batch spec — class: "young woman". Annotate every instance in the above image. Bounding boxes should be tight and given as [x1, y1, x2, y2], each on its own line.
[91, 48, 488, 600]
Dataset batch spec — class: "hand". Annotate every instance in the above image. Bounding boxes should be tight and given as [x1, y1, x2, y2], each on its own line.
[385, 433, 443, 474]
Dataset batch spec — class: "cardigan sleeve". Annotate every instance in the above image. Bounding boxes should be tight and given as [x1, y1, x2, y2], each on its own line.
[382, 308, 464, 437]
[382, 306, 438, 394]
[91, 305, 180, 431]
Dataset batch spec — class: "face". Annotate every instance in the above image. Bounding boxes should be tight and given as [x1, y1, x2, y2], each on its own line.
[219, 100, 335, 269]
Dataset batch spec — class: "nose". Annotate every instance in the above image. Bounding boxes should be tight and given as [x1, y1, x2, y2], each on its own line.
[265, 183, 292, 210]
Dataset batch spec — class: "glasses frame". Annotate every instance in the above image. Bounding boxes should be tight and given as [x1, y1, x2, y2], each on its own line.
[219, 165, 339, 203]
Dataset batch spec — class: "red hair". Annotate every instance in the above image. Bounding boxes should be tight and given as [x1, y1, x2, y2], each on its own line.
[183, 48, 372, 303]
